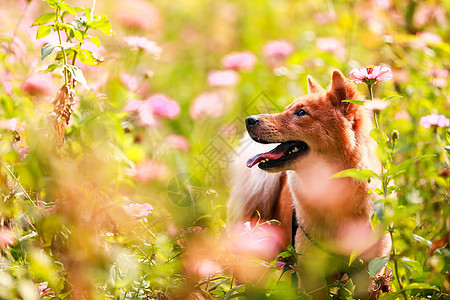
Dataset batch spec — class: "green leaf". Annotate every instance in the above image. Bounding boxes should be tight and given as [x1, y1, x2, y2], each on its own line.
[89, 14, 113, 35]
[348, 250, 358, 267]
[76, 49, 103, 66]
[32, 13, 56, 26]
[386, 155, 434, 179]
[379, 283, 439, 300]
[370, 128, 387, 144]
[89, 35, 101, 46]
[444, 145, 450, 153]
[42, 63, 63, 72]
[64, 65, 90, 90]
[72, 30, 84, 43]
[45, 0, 60, 9]
[329, 168, 378, 182]
[368, 256, 389, 277]
[370, 211, 381, 229]
[36, 25, 52, 39]
[373, 200, 384, 223]
[446, 131, 450, 144]
[342, 99, 365, 105]
[61, 3, 77, 16]
[41, 44, 58, 60]
[41, 42, 75, 60]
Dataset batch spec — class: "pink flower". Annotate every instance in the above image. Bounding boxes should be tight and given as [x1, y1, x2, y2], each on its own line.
[0, 118, 25, 132]
[416, 32, 442, 45]
[115, 0, 161, 31]
[37, 282, 53, 297]
[120, 73, 141, 91]
[228, 222, 283, 261]
[123, 99, 158, 126]
[221, 51, 257, 72]
[364, 99, 390, 112]
[185, 258, 223, 278]
[166, 135, 189, 152]
[190, 92, 226, 120]
[313, 11, 338, 25]
[22, 73, 55, 97]
[134, 160, 167, 182]
[124, 202, 153, 218]
[420, 114, 450, 128]
[148, 94, 180, 120]
[207, 70, 239, 87]
[263, 40, 294, 68]
[348, 65, 393, 85]
[315, 37, 346, 60]
[429, 68, 449, 88]
[0, 71, 13, 95]
[275, 260, 286, 270]
[124, 36, 162, 59]
[18, 142, 30, 158]
[0, 227, 15, 247]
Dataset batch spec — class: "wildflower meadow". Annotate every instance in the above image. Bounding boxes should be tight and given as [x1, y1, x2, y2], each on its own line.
[0, 0, 449, 299]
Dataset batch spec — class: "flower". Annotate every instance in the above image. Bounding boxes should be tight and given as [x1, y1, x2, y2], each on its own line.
[0, 227, 15, 247]
[115, 0, 161, 31]
[429, 68, 449, 88]
[315, 37, 346, 60]
[221, 51, 256, 72]
[263, 40, 294, 60]
[17, 142, 30, 158]
[37, 282, 53, 297]
[124, 36, 162, 59]
[263, 40, 294, 68]
[134, 160, 167, 182]
[123, 99, 158, 127]
[165, 135, 189, 152]
[119, 73, 141, 91]
[190, 92, 226, 120]
[364, 99, 390, 112]
[124, 202, 153, 218]
[22, 73, 55, 97]
[147, 94, 180, 120]
[207, 70, 239, 87]
[419, 114, 450, 128]
[348, 65, 393, 85]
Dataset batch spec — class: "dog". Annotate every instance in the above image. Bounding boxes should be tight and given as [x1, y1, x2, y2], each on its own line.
[228, 70, 391, 298]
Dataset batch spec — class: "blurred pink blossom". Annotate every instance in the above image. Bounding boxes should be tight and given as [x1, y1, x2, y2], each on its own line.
[0, 118, 25, 132]
[148, 94, 180, 120]
[394, 110, 411, 121]
[429, 68, 449, 88]
[221, 51, 257, 72]
[365, 99, 390, 112]
[185, 258, 223, 278]
[124, 203, 153, 218]
[207, 70, 239, 87]
[123, 99, 158, 127]
[416, 32, 442, 45]
[315, 37, 346, 60]
[0, 227, 15, 247]
[349, 66, 393, 84]
[115, 0, 161, 31]
[227, 221, 283, 261]
[120, 73, 141, 91]
[22, 73, 55, 97]
[263, 40, 294, 68]
[124, 36, 162, 59]
[372, 0, 391, 10]
[420, 114, 450, 128]
[17, 142, 30, 158]
[313, 11, 337, 25]
[166, 135, 189, 152]
[413, 4, 446, 28]
[190, 92, 225, 120]
[0, 71, 13, 95]
[134, 160, 167, 182]
[37, 282, 53, 297]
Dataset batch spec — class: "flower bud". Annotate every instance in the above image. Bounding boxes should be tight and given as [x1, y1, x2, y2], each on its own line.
[391, 130, 399, 141]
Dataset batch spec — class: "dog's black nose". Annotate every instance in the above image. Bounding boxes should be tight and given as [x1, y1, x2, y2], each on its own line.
[245, 116, 259, 129]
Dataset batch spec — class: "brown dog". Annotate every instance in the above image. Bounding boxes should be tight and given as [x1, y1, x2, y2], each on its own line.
[228, 70, 391, 298]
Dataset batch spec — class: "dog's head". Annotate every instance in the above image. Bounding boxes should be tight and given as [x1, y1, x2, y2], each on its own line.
[246, 70, 367, 172]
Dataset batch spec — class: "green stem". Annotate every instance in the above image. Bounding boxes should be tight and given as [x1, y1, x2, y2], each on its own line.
[56, 8, 69, 86]
[2, 163, 37, 207]
[368, 84, 379, 129]
[389, 227, 407, 300]
[435, 131, 450, 167]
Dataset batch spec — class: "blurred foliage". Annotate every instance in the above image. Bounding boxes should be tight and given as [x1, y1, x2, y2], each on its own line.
[0, 0, 449, 299]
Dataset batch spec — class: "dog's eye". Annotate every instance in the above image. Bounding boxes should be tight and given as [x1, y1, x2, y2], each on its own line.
[295, 109, 307, 117]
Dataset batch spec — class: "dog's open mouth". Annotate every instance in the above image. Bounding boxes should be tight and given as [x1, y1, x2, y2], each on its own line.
[247, 141, 309, 169]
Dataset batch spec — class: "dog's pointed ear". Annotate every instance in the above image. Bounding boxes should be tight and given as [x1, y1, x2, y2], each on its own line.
[329, 70, 349, 110]
[307, 75, 325, 94]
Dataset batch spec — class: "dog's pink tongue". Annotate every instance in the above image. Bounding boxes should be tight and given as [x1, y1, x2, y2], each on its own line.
[246, 151, 284, 168]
